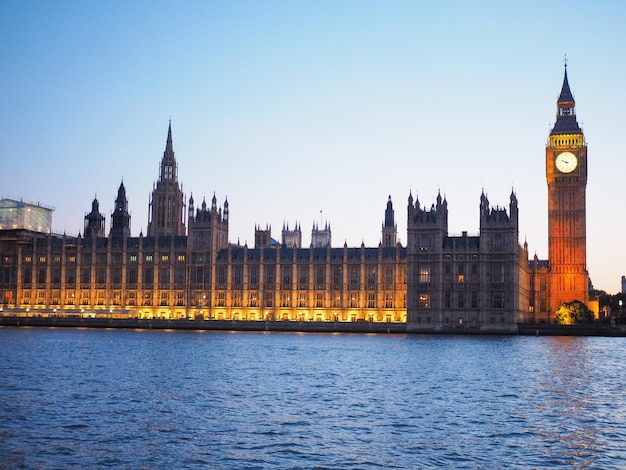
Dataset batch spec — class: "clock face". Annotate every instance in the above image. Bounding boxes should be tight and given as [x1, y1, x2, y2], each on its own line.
[555, 152, 578, 173]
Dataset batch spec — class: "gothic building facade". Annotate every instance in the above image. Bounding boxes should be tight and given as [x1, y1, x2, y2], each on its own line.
[0, 67, 591, 328]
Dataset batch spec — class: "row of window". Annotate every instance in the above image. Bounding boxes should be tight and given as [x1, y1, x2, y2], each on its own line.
[20, 254, 187, 265]
[217, 265, 399, 286]
[15, 289, 405, 310]
[415, 291, 506, 309]
[413, 264, 508, 283]
[19, 266, 187, 285]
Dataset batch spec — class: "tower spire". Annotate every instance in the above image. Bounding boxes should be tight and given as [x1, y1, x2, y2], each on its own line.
[551, 62, 581, 135]
[165, 119, 174, 156]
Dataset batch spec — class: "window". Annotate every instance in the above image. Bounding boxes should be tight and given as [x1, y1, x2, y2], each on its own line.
[175, 267, 185, 284]
[265, 266, 275, 285]
[419, 266, 430, 283]
[316, 292, 324, 307]
[281, 292, 291, 307]
[367, 268, 376, 286]
[457, 292, 465, 308]
[349, 292, 358, 308]
[350, 267, 359, 286]
[249, 266, 258, 285]
[159, 268, 169, 284]
[385, 293, 393, 308]
[145, 255, 153, 263]
[161, 255, 169, 262]
[249, 292, 258, 307]
[143, 267, 153, 285]
[385, 267, 393, 287]
[418, 293, 430, 308]
[233, 267, 243, 286]
[492, 292, 504, 309]
[298, 267, 308, 285]
[233, 291, 243, 307]
[129, 255, 138, 263]
[367, 292, 376, 308]
[97, 268, 106, 284]
[177, 255, 185, 262]
[457, 265, 465, 283]
[217, 267, 227, 285]
[217, 292, 226, 307]
[282, 266, 291, 287]
[316, 266, 325, 286]
[128, 268, 137, 284]
[471, 292, 478, 309]
[298, 292, 307, 307]
[333, 267, 342, 288]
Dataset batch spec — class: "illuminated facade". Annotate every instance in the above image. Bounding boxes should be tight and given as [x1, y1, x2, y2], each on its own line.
[0, 67, 591, 325]
[545, 63, 589, 313]
[526, 64, 590, 323]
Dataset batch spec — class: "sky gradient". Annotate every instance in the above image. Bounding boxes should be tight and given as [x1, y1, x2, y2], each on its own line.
[1, 1, 625, 293]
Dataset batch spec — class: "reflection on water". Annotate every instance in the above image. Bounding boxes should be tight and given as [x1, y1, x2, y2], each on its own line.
[1, 329, 626, 469]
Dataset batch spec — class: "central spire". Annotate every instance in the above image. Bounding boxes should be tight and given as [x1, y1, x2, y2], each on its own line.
[160, 120, 177, 181]
[165, 119, 174, 157]
[557, 62, 575, 104]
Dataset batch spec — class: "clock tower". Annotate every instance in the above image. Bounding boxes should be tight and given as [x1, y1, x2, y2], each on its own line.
[546, 63, 589, 315]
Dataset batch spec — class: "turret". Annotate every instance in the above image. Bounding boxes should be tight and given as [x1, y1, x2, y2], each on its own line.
[110, 181, 131, 237]
[84, 196, 105, 238]
[382, 195, 397, 247]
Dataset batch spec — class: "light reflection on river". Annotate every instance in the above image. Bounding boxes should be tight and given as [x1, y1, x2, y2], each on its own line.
[1, 328, 625, 469]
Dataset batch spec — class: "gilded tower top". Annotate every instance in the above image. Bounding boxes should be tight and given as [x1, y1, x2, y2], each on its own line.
[550, 64, 583, 137]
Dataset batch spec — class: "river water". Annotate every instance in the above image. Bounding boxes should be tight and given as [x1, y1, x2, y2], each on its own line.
[1, 328, 625, 469]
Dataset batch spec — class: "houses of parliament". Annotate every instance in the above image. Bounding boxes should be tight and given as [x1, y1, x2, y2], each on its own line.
[0, 67, 591, 331]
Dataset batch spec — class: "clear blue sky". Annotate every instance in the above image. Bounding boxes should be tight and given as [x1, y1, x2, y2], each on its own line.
[1, 1, 624, 293]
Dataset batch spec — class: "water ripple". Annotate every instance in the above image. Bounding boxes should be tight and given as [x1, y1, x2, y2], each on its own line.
[2, 329, 626, 468]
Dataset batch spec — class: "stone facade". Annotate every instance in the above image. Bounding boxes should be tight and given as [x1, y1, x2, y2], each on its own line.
[0, 68, 592, 325]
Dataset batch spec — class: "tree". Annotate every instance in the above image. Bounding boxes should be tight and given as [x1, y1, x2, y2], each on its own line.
[555, 300, 594, 325]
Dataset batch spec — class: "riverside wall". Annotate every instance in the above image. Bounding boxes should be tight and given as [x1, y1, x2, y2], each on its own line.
[1, 315, 626, 336]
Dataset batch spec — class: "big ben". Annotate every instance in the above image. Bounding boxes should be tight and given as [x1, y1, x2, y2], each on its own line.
[546, 63, 589, 315]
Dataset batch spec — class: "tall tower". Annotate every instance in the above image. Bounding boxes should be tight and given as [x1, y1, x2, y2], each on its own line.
[382, 195, 397, 247]
[147, 121, 186, 237]
[110, 181, 131, 237]
[546, 63, 589, 314]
